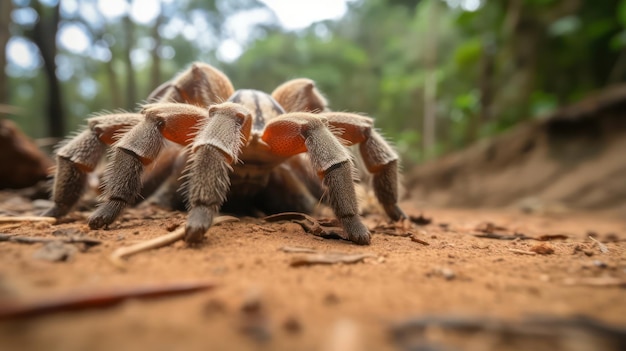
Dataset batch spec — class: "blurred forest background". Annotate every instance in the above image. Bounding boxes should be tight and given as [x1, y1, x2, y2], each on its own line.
[1, 0, 625, 166]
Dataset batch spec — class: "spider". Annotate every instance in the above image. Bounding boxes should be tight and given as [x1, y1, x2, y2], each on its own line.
[43, 62, 406, 245]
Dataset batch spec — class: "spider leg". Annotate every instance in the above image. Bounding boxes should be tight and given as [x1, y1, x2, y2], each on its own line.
[88, 104, 208, 229]
[42, 113, 143, 218]
[271, 79, 328, 113]
[262, 113, 370, 245]
[88, 62, 235, 228]
[184, 102, 252, 243]
[323, 112, 407, 221]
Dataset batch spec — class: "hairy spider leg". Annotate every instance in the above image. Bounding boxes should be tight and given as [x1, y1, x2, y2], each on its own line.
[323, 112, 407, 222]
[263, 113, 371, 245]
[42, 113, 143, 218]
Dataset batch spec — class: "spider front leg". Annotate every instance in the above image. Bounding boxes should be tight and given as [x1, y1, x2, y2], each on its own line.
[263, 114, 371, 245]
[88, 104, 208, 229]
[324, 112, 407, 221]
[43, 113, 143, 218]
[184, 103, 252, 243]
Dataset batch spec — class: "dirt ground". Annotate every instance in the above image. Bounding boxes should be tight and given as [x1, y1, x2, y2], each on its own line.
[0, 193, 625, 351]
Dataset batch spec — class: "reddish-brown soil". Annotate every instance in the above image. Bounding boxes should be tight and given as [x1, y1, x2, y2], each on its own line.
[0, 195, 624, 351]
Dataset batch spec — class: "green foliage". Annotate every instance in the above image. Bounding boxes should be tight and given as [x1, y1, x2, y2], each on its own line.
[4, 0, 624, 166]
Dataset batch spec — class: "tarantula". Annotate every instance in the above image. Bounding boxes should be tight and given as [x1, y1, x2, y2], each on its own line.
[43, 62, 406, 245]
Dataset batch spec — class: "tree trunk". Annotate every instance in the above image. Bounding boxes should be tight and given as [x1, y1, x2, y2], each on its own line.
[422, 0, 439, 157]
[0, 0, 12, 106]
[31, 1, 64, 138]
[123, 7, 137, 110]
[150, 1, 164, 91]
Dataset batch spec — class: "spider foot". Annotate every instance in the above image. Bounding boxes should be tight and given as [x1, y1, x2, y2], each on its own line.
[41, 205, 70, 219]
[185, 206, 214, 243]
[340, 215, 371, 245]
[88, 200, 126, 229]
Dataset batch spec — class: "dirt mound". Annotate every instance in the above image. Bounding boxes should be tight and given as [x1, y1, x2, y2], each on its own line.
[407, 85, 626, 212]
[0, 119, 53, 189]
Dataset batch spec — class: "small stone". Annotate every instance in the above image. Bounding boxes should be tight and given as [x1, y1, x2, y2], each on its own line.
[283, 316, 302, 334]
[592, 260, 607, 268]
[530, 243, 554, 255]
[324, 292, 340, 305]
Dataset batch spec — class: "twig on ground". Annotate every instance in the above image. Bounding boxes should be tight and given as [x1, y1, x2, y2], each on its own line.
[109, 216, 239, 267]
[536, 234, 569, 241]
[279, 246, 319, 254]
[279, 245, 377, 267]
[290, 253, 376, 267]
[563, 277, 626, 288]
[410, 234, 430, 246]
[0, 281, 215, 319]
[589, 236, 609, 253]
[375, 231, 412, 237]
[264, 212, 347, 240]
[475, 233, 532, 240]
[0, 216, 56, 224]
[508, 248, 537, 255]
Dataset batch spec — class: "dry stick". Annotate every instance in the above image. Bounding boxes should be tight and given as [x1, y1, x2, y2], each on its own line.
[563, 277, 626, 288]
[410, 234, 430, 246]
[0, 216, 56, 224]
[589, 236, 609, 254]
[375, 230, 412, 237]
[279, 246, 319, 254]
[290, 253, 376, 267]
[0, 281, 216, 319]
[508, 248, 537, 256]
[110, 216, 239, 267]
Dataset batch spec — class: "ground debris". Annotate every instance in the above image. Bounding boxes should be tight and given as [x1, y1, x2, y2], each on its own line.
[473, 222, 531, 240]
[429, 267, 455, 280]
[0, 281, 215, 319]
[588, 236, 609, 254]
[289, 253, 376, 267]
[110, 215, 239, 266]
[283, 315, 303, 334]
[563, 277, 626, 288]
[536, 234, 569, 241]
[372, 217, 415, 236]
[475, 232, 531, 240]
[264, 212, 347, 240]
[508, 248, 537, 256]
[530, 243, 555, 255]
[0, 216, 56, 224]
[280, 246, 377, 267]
[409, 214, 432, 226]
[33, 241, 78, 262]
[238, 288, 271, 343]
[390, 315, 626, 351]
[473, 224, 568, 242]
[475, 221, 509, 233]
[279, 246, 319, 254]
[409, 234, 430, 246]
[0, 233, 101, 247]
